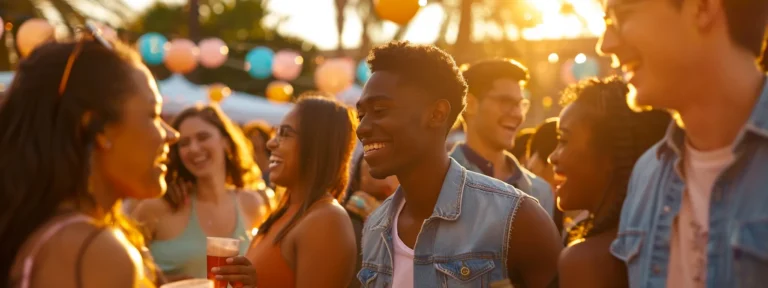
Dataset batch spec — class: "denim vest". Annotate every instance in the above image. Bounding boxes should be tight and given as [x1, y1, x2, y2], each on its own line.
[612, 77, 768, 288]
[357, 159, 530, 288]
[450, 144, 554, 216]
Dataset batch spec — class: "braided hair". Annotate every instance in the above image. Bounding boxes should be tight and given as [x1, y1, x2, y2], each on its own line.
[560, 76, 671, 242]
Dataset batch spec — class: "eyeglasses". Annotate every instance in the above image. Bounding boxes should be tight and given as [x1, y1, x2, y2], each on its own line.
[273, 125, 298, 143]
[58, 20, 114, 97]
[603, 0, 650, 32]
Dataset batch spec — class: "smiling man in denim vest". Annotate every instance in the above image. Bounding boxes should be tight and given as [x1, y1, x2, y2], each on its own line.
[355, 41, 561, 288]
[450, 59, 555, 217]
[598, 0, 768, 287]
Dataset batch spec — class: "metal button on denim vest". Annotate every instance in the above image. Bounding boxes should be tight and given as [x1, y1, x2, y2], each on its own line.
[612, 77, 768, 288]
[357, 159, 531, 288]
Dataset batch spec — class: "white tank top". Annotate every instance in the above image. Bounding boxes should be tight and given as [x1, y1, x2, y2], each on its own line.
[392, 201, 414, 288]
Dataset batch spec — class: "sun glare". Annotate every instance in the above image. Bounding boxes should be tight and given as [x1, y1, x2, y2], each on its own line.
[521, 0, 605, 40]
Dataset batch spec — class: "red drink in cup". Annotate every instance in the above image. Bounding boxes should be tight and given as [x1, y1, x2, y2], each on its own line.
[206, 237, 241, 288]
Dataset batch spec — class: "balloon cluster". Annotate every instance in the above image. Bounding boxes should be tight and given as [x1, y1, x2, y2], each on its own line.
[138, 34, 230, 74]
[132, 32, 376, 103]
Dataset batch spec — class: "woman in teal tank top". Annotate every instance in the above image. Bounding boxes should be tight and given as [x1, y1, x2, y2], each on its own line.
[132, 105, 271, 281]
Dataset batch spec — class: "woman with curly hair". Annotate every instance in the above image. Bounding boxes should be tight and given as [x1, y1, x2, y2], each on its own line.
[132, 104, 268, 281]
[549, 77, 670, 287]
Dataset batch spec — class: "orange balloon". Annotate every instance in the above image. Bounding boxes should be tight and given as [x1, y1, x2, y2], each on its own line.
[208, 84, 231, 103]
[266, 81, 294, 103]
[374, 0, 422, 25]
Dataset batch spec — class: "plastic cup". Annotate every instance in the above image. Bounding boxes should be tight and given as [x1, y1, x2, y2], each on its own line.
[206, 237, 241, 288]
[160, 279, 214, 288]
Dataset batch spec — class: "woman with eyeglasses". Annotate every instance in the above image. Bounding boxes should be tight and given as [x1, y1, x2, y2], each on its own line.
[210, 94, 358, 288]
[548, 77, 670, 288]
[0, 35, 178, 286]
[131, 104, 268, 282]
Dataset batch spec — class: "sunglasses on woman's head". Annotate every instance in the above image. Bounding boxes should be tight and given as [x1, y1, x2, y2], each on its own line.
[58, 20, 114, 97]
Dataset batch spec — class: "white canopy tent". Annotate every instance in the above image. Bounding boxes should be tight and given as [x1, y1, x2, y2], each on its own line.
[157, 74, 293, 125]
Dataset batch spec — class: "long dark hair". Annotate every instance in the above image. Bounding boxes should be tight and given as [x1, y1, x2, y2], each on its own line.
[258, 94, 358, 244]
[344, 155, 366, 205]
[0, 41, 151, 284]
[559, 76, 670, 240]
[760, 34, 767, 72]
[164, 104, 261, 211]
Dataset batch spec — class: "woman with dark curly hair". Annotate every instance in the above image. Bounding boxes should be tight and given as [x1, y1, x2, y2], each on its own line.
[132, 104, 268, 281]
[549, 77, 670, 287]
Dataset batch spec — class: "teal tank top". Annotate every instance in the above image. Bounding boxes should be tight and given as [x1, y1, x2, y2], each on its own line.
[149, 194, 252, 278]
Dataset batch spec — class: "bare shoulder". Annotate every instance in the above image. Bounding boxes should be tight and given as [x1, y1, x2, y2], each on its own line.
[130, 198, 172, 239]
[79, 229, 140, 288]
[236, 190, 265, 212]
[509, 197, 559, 240]
[294, 200, 354, 240]
[27, 222, 136, 288]
[558, 235, 627, 288]
[131, 198, 172, 222]
[236, 190, 268, 226]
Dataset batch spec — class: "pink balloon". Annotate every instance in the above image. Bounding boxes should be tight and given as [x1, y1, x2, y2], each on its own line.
[272, 50, 303, 81]
[165, 39, 199, 74]
[314, 58, 354, 95]
[17, 19, 54, 57]
[0, 17, 4, 38]
[199, 38, 228, 69]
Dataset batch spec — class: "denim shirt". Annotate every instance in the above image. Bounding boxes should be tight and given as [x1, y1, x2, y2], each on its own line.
[612, 77, 768, 288]
[450, 144, 554, 216]
[357, 159, 532, 288]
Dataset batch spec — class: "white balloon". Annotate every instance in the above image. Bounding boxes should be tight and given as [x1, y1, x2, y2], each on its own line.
[17, 19, 55, 57]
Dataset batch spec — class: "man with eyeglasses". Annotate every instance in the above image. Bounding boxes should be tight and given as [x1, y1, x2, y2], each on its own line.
[599, 0, 768, 287]
[450, 59, 555, 217]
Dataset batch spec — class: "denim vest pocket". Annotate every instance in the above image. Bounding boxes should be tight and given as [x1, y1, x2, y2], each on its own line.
[357, 267, 388, 288]
[435, 257, 496, 288]
[732, 218, 768, 288]
[610, 229, 645, 283]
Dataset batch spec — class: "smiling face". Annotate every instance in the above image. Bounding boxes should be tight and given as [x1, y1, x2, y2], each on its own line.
[465, 79, 528, 151]
[266, 109, 301, 187]
[356, 71, 445, 179]
[100, 65, 178, 199]
[598, 0, 703, 110]
[548, 104, 611, 212]
[176, 116, 229, 181]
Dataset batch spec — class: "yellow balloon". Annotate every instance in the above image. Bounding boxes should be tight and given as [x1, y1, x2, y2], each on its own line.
[266, 81, 294, 103]
[209, 84, 231, 103]
[374, 0, 423, 25]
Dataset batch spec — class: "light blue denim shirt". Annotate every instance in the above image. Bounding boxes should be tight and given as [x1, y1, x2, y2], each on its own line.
[450, 144, 554, 216]
[612, 77, 768, 288]
[357, 159, 533, 287]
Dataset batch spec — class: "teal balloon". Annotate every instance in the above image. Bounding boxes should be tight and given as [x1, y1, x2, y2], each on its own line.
[571, 57, 600, 81]
[246, 47, 274, 79]
[137, 33, 167, 65]
[356, 60, 371, 83]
